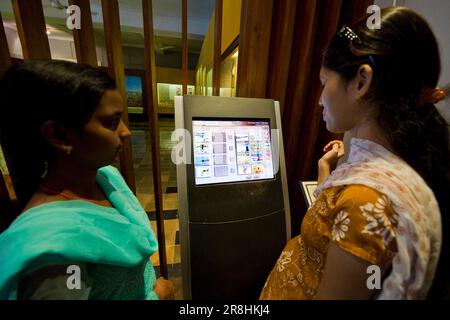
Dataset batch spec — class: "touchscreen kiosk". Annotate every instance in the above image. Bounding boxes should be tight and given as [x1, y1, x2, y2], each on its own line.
[175, 96, 291, 299]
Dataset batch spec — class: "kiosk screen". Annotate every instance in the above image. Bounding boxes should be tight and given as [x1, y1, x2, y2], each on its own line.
[192, 119, 274, 185]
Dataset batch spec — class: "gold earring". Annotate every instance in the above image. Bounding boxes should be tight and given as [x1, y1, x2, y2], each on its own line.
[66, 147, 73, 155]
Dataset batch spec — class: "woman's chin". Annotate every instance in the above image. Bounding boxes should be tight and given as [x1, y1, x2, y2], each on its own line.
[325, 122, 341, 134]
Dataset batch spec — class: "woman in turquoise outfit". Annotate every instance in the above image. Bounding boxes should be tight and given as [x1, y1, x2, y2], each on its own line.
[0, 60, 174, 300]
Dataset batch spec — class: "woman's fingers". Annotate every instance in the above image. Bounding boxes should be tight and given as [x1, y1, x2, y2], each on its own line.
[332, 143, 339, 153]
[323, 140, 343, 152]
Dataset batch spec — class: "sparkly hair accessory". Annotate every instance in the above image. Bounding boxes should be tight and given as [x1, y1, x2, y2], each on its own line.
[337, 25, 376, 66]
[337, 25, 362, 44]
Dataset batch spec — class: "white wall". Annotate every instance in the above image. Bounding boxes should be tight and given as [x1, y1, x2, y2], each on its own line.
[3, 23, 107, 66]
[375, 0, 450, 120]
[340, 0, 450, 165]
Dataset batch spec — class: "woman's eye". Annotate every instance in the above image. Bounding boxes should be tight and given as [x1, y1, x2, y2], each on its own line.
[107, 119, 120, 129]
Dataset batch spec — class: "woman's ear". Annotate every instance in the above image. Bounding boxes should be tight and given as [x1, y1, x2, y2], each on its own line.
[40, 121, 73, 155]
[354, 64, 373, 98]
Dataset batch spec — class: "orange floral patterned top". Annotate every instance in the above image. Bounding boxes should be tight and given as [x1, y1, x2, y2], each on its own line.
[260, 184, 398, 300]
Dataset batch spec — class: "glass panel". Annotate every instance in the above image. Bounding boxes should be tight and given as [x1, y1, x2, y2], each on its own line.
[220, 0, 241, 97]
[191, 0, 215, 96]
[89, 0, 108, 67]
[151, 1, 182, 284]
[153, 0, 182, 115]
[41, 0, 75, 62]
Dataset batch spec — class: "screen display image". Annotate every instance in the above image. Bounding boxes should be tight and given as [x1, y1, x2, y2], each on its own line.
[192, 119, 274, 185]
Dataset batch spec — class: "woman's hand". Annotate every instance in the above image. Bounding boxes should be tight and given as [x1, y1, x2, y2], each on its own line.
[153, 277, 175, 300]
[318, 140, 345, 185]
[320, 140, 345, 170]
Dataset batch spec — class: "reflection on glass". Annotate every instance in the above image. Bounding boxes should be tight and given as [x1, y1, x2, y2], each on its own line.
[206, 69, 213, 96]
[220, 48, 238, 97]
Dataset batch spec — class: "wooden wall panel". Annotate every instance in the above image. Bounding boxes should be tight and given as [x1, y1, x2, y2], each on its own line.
[182, 0, 188, 95]
[101, 0, 136, 193]
[12, 0, 51, 61]
[281, 0, 320, 215]
[284, 0, 343, 234]
[69, 0, 98, 66]
[213, 0, 223, 96]
[265, 0, 297, 114]
[294, 0, 343, 180]
[236, 0, 273, 98]
[142, 0, 168, 278]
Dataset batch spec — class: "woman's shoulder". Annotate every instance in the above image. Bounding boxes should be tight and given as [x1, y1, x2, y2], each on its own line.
[20, 192, 67, 214]
[96, 165, 129, 192]
[97, 165, 121, 175]
[322, 184, 393, 211]
[97, 165, 122, 181]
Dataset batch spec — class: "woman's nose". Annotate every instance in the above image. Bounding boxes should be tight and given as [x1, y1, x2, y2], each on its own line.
[318, 99, 324, 108]
[119, 119, 131, 138]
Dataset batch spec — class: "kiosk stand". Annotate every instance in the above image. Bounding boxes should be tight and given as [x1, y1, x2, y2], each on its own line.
[175, 96, 291, 299]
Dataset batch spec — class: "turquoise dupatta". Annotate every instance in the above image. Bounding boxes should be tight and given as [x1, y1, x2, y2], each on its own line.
[0, 166, 159, 300]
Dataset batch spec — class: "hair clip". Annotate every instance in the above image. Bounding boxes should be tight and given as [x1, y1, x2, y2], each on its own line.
[419, 87, 447, 106]
[337, 25, 362, 44]
[338, 25, 376, 67]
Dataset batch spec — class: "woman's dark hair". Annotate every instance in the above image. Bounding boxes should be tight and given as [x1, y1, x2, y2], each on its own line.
[323, 7, 450, 299]
[0, 60, 116, 212]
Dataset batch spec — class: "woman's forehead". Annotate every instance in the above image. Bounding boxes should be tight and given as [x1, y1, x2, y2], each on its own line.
[95, 90, 124, 115]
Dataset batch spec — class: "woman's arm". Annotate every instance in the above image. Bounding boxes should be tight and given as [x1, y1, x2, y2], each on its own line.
[314, 185, 396, 300]
[318, 140, 345, 186]
[315, 243, 387, 299]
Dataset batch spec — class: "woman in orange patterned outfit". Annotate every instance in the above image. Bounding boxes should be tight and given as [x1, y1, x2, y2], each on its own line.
[260, 7, 449, 300]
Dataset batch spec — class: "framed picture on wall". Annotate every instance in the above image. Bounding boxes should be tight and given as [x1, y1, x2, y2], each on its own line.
[98, 67, 148, 120]
[125, 69, 147, 116]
